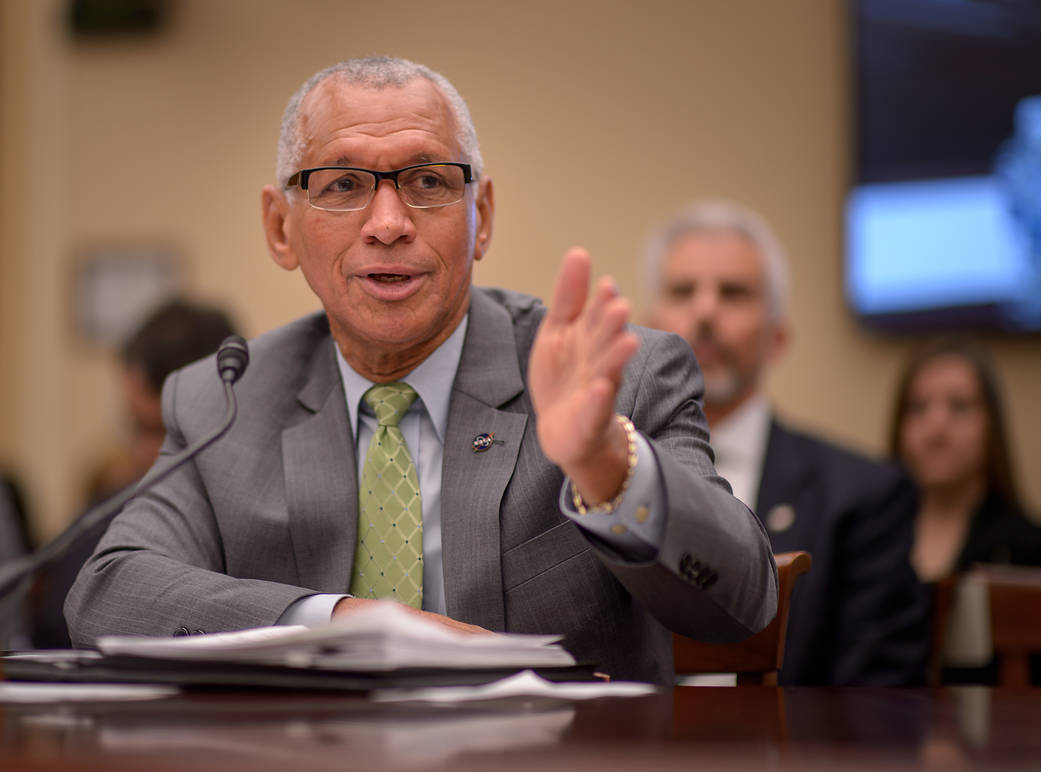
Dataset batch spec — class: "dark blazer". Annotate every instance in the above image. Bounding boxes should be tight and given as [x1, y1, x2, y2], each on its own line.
[955, 492, 1041, 572]
[756, 420, 930, 686]
[66, 287, 777, 684]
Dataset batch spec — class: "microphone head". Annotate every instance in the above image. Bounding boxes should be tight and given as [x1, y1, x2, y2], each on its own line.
[217, 336, 250, 383]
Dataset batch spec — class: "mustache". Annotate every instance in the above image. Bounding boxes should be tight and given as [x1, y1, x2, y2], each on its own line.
[689, 323, 733, 358]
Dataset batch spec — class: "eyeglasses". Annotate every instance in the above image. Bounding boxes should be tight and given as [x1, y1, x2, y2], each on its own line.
[286, 162, 474, 212]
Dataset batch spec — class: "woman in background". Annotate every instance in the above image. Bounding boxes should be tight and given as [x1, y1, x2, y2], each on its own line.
[890, 338, 1041, 685]
[889, 338, 1041, 581]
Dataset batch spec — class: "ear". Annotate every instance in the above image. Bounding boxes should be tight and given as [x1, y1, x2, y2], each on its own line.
[472, 176, 495, 262]
[262, 185, 299, 271]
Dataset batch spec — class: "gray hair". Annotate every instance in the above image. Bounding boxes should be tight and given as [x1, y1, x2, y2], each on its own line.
[642, 200, 791, 321]
[275, 56, 484, 190]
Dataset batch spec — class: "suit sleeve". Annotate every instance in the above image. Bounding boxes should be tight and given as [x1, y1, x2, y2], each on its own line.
[64, 368, 316, 647]
[581, 331, 778, 643]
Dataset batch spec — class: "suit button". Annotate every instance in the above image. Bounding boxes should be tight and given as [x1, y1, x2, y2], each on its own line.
[173, 627, 191, 637]
[194, 629, 206, 635]
[679, 553, 693, 573]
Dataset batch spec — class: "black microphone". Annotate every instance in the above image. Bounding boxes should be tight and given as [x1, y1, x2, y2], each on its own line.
[217, 335, 249, 383]
[0, 337, 250, 600]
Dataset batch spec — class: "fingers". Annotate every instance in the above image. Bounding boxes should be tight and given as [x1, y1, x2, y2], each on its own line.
[548, 255, 639, 389]
[585, 280, 630, 347]
[597, 329, 641, 383]
[545, 247, 591, 325]
[419, 609, 496, 636]
[582, 275, 620, 336]
[584, 275, 638, 384]
[333, 598, 495, 636]
[447, 618, 497, 636]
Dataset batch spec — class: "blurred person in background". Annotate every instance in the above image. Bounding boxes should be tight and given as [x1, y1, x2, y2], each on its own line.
[889, 337, 1041, 685]
[1, 471, 34, 648]
[890, 338, 1041, 579]
[84, 300, 241, 503]
[644, 199, 930, 686]
[31, 298, 238, 647]
[1, 471, 35, 554]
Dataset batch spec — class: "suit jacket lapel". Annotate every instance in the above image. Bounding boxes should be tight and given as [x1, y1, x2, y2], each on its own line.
[756, 420, 786, 518]
[441, 289, 527, 630]
[756, 419, 809, 551]
[282, 338, 358, 593]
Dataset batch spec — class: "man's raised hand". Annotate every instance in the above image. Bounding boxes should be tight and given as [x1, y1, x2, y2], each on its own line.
[528, 248, 640, 504]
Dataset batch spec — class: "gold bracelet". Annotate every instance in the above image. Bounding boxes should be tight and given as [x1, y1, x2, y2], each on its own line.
[571, 414, 638, 515]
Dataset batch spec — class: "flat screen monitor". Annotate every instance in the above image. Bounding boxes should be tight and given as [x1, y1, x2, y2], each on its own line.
[845, 0, 1041, 333]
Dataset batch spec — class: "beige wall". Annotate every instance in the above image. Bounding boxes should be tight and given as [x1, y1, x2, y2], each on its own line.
[2, 0, 1039, 540]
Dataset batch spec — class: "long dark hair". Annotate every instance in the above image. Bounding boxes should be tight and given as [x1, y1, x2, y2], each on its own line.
[887, 338, 1020, 510]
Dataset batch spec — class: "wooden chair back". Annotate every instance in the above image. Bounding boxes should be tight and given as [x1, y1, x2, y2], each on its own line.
[930, 564, 1041, 687]
[673, 550, 812, 685]
[982, 564, 1041, 687]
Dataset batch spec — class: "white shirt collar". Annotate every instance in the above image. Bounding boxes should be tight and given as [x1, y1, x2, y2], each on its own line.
[710, 393, 772, 510]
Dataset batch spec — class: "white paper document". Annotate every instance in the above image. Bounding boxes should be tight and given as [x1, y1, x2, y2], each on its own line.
[372, 669, 657, 703]
[0, 682, 179, 703]
[96, 601, 576, 671]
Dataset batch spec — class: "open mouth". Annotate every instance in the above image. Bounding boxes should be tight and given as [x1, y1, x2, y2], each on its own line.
[358, 271, 425, 301]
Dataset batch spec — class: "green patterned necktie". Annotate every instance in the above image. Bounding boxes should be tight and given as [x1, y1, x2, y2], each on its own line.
[349, 382, 423, 608]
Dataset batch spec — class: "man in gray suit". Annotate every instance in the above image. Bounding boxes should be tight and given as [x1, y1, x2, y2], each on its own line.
[66, 58, 776, 684]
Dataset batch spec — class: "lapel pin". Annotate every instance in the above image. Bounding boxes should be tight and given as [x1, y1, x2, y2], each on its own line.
[765, 504, 796, 534]
[472, 432, 504, 453]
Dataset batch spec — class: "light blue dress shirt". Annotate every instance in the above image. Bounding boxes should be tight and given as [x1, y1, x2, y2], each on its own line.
[280, 313, 666, 626]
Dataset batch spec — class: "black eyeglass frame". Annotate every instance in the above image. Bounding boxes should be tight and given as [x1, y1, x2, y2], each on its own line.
[285, 162, 474, 211]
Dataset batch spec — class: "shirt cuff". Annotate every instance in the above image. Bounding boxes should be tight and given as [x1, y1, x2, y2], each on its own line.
[277, 593, 347, 626]
[559, 432, 666, 560]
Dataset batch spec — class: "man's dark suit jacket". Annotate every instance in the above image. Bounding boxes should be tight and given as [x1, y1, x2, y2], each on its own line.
[66, 287, 777, 684]
[756, 420, 930, 686]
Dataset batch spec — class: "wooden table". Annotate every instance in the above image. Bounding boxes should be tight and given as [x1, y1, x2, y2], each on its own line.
[3, 685, 1041, 770]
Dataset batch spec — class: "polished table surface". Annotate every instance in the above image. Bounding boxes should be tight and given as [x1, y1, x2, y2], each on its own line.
[3, 684, 1041, 771]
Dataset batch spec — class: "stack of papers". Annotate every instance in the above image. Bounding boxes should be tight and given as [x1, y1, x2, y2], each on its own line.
[96, 601, 576, 672]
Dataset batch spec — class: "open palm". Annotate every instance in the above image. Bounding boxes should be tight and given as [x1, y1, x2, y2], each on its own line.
[529, 248, 640, 498]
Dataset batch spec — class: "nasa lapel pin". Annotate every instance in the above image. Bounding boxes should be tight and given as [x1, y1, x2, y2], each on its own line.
[472, 432, 504, 453]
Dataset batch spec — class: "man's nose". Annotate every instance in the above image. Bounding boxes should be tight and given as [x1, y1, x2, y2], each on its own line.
[688, 287, 720, 321]
[360, 179, 416, 245]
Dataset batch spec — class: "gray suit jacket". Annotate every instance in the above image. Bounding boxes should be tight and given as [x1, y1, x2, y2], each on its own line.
[66, 287, 776, 683]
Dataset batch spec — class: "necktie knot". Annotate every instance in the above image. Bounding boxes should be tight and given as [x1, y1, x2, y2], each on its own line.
[363, 382, 418, 428]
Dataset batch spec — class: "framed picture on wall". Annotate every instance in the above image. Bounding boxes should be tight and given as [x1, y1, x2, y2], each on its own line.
[73, 246, 184, 348]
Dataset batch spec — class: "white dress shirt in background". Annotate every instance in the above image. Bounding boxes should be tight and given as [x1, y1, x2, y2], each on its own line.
[709, 393, 771, 513]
